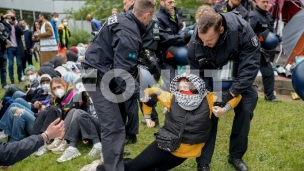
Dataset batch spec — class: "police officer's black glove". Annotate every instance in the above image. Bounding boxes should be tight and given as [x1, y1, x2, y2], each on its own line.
[183, 30, 193, 44]
[214, 91, 234, 108]
[276, 34, 282, 43]
[143, 93, 160, 107]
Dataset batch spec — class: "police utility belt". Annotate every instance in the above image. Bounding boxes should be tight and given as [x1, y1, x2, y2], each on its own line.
[81, 65, 102, 85]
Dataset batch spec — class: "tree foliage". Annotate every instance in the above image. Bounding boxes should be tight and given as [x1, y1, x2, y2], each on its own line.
[65, 0, 208, 22]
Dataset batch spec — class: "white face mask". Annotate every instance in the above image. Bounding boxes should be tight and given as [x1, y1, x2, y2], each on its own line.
[54, 18, 59, 22]
[41, 83, 50, 92]
[28, 75, 37, 82]
[63, 22, 68, 26]
[54, 88, 65, 98]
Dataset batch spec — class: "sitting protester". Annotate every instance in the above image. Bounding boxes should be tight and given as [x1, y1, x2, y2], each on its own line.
[119, 74, 242, 171]
[63, 51, 81, 75]
[0, 75, 53, 140]
[31, 77, 88, 156]
[56, 110, 102, 163]
[0, 118, 64, 166]
[1, 65, 40, 101]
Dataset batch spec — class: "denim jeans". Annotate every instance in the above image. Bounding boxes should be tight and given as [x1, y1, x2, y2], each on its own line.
[7, 47, 22, 82]
[12, 91, 26, 99]
[0, 50, 7, 87]
[6, 107, 35, 142]
[1, 85, 24, 100]
[0, 98, 32, 130]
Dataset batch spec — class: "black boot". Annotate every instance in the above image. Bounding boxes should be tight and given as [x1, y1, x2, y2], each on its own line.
[125, 134, 137, 144]
[228, 155, 248, 171]
[197, 163, 210, 171]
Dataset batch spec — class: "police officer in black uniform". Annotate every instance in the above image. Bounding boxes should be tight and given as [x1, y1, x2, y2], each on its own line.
[249, 0, 281, 102]
[81, 0, 156, 170]
[155, 0, 191, 91]
[123, 0, 160, 145]
[188, 9, 260, 171]
[214, 0, 249, 21]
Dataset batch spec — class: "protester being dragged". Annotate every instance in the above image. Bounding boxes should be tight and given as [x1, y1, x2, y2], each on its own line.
[122, 74, 242, 171]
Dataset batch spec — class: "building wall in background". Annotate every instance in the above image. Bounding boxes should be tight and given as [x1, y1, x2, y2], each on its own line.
[0, 0, 91, 32]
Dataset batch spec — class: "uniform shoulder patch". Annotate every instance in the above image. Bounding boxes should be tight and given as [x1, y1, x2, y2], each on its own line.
[108, 14, 118, 26]
[152, 15, 158, 21]
[251, 36, 259, 47]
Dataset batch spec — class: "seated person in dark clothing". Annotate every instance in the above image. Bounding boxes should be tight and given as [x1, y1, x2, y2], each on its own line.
[31, 77, 89, 156]
[55, 110, 102, 163]
[1, 65, 40, 101]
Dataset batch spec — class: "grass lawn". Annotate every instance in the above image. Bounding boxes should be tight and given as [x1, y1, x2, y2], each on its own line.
[1, 61, 304, 170]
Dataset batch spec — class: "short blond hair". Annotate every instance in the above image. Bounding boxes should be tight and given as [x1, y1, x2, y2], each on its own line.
[86, 14, 93, 21]
[133, 0, 156, 16]
[195, 5, 213, 21]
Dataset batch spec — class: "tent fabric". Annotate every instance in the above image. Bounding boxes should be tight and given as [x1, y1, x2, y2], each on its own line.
[282, 9, 304, 62]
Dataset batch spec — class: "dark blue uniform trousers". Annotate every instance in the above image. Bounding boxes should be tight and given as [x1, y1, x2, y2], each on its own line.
[86, 81, 125, 171]
[196, 85, 258, 164]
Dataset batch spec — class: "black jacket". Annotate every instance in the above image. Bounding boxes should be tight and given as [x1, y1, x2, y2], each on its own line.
[249, 5, 274, 36]
[187, 13, 260, 96]
[83, 11, 146, 99]
[155, 6, 185, 62]
[0, 135, 44, 166]
[23, 29, 34, 51]
[129, 4, 159, 52]
[164, 96, 212, 144]
[9, 23, 25, 58]
[0, 21, 11, 52]
[214, 1, 249, 21]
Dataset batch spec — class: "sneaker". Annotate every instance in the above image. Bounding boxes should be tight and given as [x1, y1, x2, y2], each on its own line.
[2, 85, 9, 89]
[80, 159, 104, 171]
[35, 144, 48, 157]
[88, 146, 102, 159]
[0, 131, 8, 139]
[57, 147, 81, 163]
[47, 138, 62, 150]
[52, 140, 68, 154]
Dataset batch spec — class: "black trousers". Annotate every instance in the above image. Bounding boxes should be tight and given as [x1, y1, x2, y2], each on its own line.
[31, 106, 62, 135]
[65, 112, 101, 147]
[22, 50, 33, 73]
[85, 80, 125, 171]
[260, 52, 276, 99]
[125, 141, 187, 171]
[196, 85, 258, 164]
[125, 98, 139, 135]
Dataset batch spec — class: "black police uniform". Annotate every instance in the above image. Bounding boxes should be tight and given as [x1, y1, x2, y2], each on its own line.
[155, 6, 186, 91]
[249, 5, 278, 100]
[81, 11, 145, 171]
[213, 0, 249, 21]
[123, 6, 160, 144]
[187, 13, 260, 165]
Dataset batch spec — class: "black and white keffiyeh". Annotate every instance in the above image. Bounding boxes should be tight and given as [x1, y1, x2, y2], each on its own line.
[170, 73, 208, 111]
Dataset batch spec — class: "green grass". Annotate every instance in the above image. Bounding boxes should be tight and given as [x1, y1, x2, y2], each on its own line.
[1, 61, 304, 170]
